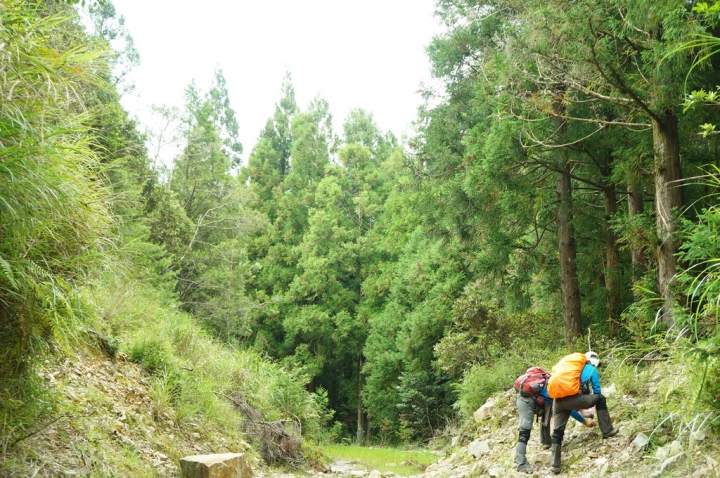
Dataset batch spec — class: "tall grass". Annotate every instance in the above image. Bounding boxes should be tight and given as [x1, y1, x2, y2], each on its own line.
[83, 269, 325, 441]
[0, 0, 119, 457]
[0, 0, 113, 376]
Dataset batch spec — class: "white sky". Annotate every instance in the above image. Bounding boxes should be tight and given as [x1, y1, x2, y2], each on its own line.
[111, 0, 443, 166]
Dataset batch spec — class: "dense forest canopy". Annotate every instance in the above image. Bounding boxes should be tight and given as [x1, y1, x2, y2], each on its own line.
[3, 0, 720, 449]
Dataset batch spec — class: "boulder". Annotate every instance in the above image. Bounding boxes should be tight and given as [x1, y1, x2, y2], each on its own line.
[655, 440, 682, 460]
[486, 466, 503, 476]
[473, 398, 497, 423]
[567, 447, 584, 459]
[368, 470, 383, 478]
[180, 453, 252, 478]
[531, 450, 551, 465]
[468, 439, 493, 457]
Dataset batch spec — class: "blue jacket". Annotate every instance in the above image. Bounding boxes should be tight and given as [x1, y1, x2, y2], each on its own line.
[538, 385, 584, 423]
[580, 364, 601, 394]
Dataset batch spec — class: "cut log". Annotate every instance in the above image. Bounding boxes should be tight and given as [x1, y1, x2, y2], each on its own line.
[179, 453, 252, 478]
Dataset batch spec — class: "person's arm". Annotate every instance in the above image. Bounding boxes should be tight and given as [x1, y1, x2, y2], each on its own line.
[570, 410, 584, 423]
[539, 387, 551, 402]
[572, 410, 596, 427]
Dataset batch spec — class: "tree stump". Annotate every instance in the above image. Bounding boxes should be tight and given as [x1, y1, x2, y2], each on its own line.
[179, 453, 252, 478]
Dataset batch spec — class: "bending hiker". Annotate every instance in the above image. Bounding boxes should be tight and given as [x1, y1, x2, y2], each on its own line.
[513, 367, 595, 473]
[548, 351, 619, 475]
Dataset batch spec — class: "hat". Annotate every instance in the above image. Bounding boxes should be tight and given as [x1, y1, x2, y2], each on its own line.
[585, 351, 600, 367]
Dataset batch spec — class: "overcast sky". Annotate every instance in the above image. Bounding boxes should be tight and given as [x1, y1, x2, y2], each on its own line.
[110, 0, 443, 165]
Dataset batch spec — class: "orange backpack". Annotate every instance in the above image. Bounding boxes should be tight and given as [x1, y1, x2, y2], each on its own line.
[547, 353, 586, 399]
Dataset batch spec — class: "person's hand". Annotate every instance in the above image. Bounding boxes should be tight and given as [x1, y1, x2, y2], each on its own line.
[582, 419, 596, 428]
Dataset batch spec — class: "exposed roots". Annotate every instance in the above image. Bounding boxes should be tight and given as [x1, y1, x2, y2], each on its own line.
[228, 392, 304, 467]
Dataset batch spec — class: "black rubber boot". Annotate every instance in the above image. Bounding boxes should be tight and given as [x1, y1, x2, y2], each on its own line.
[597, 409, 619, 438]
[551, 443, 561, 474]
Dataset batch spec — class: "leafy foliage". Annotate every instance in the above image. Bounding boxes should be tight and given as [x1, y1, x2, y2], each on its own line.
[0, 0, 114, 376]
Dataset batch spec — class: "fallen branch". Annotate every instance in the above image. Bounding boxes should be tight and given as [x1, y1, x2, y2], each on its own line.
[9, 414, 69, 448]
[624, 356, 668, 362]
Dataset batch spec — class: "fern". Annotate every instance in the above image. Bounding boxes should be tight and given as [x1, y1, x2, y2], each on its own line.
[0, 256, 19, 289]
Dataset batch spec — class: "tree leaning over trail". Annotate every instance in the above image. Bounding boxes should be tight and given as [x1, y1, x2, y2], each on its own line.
[499, 0, 713, 328]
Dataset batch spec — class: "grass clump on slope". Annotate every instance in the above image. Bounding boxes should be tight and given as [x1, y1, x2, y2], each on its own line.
[86, 269, 326, 444]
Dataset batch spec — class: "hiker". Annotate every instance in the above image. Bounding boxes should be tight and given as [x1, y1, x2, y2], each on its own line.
[514, 367, 595, 473]
[548, 351, 619, 475]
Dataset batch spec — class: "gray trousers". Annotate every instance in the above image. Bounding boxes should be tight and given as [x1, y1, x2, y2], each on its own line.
[551, 393, 603, 444]
[517, 394, 551, 446]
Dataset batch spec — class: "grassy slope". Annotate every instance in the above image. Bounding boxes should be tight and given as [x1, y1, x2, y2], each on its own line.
[0, 271, 321, 477]
[1, 348, 255, 477]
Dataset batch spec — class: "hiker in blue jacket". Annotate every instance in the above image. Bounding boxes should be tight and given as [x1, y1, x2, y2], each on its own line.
[550, 351, 619, 475]
[515, 379, 594, 473]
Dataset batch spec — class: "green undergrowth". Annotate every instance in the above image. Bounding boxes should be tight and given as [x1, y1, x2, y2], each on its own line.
[83, 270, 326, 439]
[323, 444, 438, 476]
[601, 342, 720, 449]
[453, 346, 572, 420]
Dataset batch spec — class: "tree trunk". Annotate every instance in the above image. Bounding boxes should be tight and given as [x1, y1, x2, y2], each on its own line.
[553, 92, 583, 344]
[356, 354, 365, 444]
[627, 179, 648, 275]
[557, 164, 583, 344]
[652, 110, 684, 327]
[603, 182, 621, 329]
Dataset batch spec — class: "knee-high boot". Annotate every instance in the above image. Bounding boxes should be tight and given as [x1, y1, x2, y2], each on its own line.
[597, 409, 619, 438]
[550, 444, 562, 474]
[515, 442, 532, 472]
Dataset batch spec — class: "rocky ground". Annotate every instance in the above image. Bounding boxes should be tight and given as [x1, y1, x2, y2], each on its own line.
[419, 388, 719, 478]
[303, 387, 720, 478]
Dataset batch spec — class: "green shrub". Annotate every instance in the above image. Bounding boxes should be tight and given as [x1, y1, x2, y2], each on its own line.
[127, 338, 174, 374]
[435, 285, 565, 377]
[454, 359, 526, 420]
[0, 372, 57, 453]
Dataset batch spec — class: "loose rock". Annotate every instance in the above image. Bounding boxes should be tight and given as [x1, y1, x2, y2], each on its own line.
[631, 433, 650, 450]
